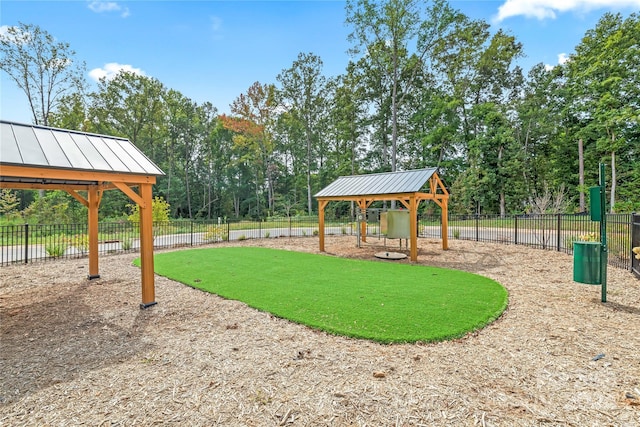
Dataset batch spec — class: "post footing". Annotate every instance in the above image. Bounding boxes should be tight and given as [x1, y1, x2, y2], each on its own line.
[140, 301, 157, 309]
[87, 274, 101, 280]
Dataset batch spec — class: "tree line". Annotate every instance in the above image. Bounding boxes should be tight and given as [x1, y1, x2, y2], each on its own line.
[1, 0, 638, 223]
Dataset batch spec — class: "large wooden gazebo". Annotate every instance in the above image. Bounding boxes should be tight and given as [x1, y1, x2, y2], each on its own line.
[315, 168, 449, 262]
[0, 120, 164, 308]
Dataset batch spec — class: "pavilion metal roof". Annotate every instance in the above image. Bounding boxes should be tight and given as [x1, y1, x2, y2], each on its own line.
[315, 168, 437, 198]
[0, 120, 164, 178]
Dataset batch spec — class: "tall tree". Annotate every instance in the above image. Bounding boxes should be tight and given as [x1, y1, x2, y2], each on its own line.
[277, 53, 328, 215]
[88, 72, 166, 159]
[346, 0, 460, 172]
[564, 12, 639, 212]
[87, 72, 168, 216]
[222, 82, 278, 217]
[0, 23, 86, 125]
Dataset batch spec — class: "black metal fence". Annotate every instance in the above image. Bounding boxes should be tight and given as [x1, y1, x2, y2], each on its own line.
[632, 213, 640, 278]
[0, 217, 331, 266]
[419, 213, 634, 271]
[0, 213, 636, 274]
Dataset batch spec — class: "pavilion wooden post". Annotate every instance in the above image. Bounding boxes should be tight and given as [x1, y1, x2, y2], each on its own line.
[139, 183, 156, 308]
[441, 196, 449, 250]
[318, 200, 328, 253]
[358, 199, 367, 243]
[87, 185, 100, 279]
[409, 195, 418, 261]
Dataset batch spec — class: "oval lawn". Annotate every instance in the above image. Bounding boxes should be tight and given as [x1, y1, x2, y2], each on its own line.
[144, 247, 508, 343]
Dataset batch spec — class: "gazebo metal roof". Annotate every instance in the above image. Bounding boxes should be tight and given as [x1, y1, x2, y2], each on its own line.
[0, 120, 163, 184]
[314, 168, 437, 198]
[314, 168, 449, 261]
[0, 120, 164, 308]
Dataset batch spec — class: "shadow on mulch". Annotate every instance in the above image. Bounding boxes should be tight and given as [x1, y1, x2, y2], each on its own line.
[595, 299, 640, 316]
[0, 282, 154, 404]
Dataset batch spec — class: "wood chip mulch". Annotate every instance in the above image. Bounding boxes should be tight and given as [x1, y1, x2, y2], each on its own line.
[1, 236, 639, 426]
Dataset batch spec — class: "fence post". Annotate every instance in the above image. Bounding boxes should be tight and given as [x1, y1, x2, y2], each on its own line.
[557, 214, 561, 251]
[191, 221, 194, 246]
[24, 223, 29, 264]
[475, 215, 479, 242]
[514, 216, 518, 245]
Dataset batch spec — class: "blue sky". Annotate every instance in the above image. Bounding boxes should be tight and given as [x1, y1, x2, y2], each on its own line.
[2, 0, 639, 125]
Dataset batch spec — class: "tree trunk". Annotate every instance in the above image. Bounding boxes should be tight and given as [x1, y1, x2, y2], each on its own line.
[185, 162, 192, 219]
[578, 138, 585, 212]
[307, 135, 312, 216]
[610, 150, 616, 213]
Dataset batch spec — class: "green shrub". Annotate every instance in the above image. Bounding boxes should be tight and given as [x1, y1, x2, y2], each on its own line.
[238, 234, 247, 241]
[122, 238, 132, 251]
[45, 239, 67, 258]
[204, 225, 229, 242]
[67, 234, 88, 254]
[578, 232, 598, 242]
[453, 229, 460, 239]
[312, 229, 319, 236]
[265, 231, 270, 238]
[127, 196, 170, 223]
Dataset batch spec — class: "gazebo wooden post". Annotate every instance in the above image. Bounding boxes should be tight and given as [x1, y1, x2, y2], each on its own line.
[318, 200, 328, 252]
[441, 196, 449, 250]
[139, 183, 156, 308]
[87, 185, 100, 279]
[358, 199, 367, 243]
[409, 195, 418, 261]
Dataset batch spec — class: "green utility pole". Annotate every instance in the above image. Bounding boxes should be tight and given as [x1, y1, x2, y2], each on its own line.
[598, 163, 608, 303]
[584, 163, 608, 302]
[589, 163, 609, 302]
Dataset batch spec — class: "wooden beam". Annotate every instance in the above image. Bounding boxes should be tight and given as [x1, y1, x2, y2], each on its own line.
[112, 182, 146, 207]
[87, 185, 100, 279]
[432, 173, 449, 196]
[63, 188, 89, 207]
[442, 195, 449, 250]
[357, 199, 367, 243]
[409, 195, 418, 261]
[1, 181, 116, 192]
[398, 199, 411, 210]
[139, 183, 156, 308]
[0, 164, 157, 185]
[318, 200, 328, 252]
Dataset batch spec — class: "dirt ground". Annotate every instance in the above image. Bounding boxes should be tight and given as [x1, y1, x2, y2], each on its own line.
[1, 236, 639, 426]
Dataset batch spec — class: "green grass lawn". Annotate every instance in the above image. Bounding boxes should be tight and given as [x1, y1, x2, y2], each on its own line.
[140, 247, 508, 344]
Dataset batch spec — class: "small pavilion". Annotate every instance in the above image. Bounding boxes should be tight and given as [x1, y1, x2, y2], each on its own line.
[0, 120, 164, 308]
[315, 168, 449, 261]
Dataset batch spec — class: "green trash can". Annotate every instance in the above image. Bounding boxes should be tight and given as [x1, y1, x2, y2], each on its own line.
[573, 241, 601, 284]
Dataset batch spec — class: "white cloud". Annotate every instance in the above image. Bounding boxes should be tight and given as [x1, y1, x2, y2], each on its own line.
[557, 52, 569, 64]
[87, 1, 130, 18]
[0, 25, 30, 43]
[544, 52, 570, 70]
[89, 63, 146, 82]
[495, 0, 640, 22]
